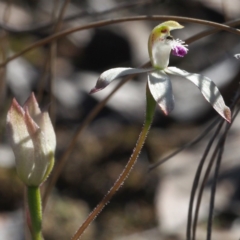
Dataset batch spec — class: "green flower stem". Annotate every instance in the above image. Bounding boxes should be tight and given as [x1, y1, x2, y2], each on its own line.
[71, 84, 156, 240]
[27, 186, 43, 240]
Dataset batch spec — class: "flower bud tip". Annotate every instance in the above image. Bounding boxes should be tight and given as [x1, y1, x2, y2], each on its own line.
[89, 87, 101, 94]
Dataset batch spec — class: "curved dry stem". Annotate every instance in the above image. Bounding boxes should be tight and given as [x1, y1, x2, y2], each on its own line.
[1, 16, 240, 68]
[186, 119, 224, 240]
[186, 18, 240, 44]
[192, 123, 225, 240]
[70, 83, 156, 240]
[191, 91, 240, 240]
[207, 141, 224, 240]
[0, 0, 153, 34]
[71, 124, 150, 240]
[206, 107, 240, 240]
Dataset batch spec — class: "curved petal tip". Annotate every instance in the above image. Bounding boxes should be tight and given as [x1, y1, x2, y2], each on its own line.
[224, 107, 231, 123]
[89, 87, 102, 94]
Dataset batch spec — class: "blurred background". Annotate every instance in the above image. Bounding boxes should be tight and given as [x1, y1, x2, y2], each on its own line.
[1, 0, 240, 239]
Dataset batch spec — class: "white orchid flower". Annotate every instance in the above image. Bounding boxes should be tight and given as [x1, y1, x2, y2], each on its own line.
[90, 21, 231, 122]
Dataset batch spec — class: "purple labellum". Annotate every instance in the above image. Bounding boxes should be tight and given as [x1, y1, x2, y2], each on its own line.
[171, 39, 188, 57]
[172, 45, 188, 57]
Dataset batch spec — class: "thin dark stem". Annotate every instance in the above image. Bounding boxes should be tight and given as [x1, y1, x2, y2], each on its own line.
[191, 90, 240, 240]
[206, 145, 223, 240]
[149, 118, 220, 171]
[1, 16, 240, 68]
[0, 0, 153, 34]
[192, 123, 225, 240]
[186, 18, 240, 44]
[187, 119, 224, 240]
[206, 107, 240, 240]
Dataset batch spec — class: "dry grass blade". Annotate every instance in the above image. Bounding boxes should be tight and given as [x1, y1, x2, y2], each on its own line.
[191, 90, 240, 240]
[206, 106, 240, 240]
[187, 119, 224, 240]
[0, 0, 153, 34]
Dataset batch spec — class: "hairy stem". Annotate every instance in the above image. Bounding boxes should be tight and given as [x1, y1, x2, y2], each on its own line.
[71, 83, 156, 240]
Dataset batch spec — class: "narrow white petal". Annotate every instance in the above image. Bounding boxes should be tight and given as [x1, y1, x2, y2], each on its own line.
[6, 99, 35, 184]
[148, 71, 174, 115]
[36, 111, 56, 153]
[90, 67, 153, 93]
[23, 93, 41, 123]
[165, 67, 231, 122]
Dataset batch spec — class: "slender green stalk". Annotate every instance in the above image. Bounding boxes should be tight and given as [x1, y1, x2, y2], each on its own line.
[27, 186, 43, 240]
[71, 84, 156, 240]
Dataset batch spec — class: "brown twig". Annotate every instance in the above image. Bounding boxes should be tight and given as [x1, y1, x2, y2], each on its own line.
[0, 0, 153, 34]
[1, 16, 240, 68]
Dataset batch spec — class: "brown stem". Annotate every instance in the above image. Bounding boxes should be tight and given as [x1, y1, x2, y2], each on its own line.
[1, 16, 240, 68]
[70, 84, 156, 240]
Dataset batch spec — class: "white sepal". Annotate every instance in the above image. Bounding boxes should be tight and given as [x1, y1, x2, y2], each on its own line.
[165, 67, 231, 122]
[148, 70, 174, 115]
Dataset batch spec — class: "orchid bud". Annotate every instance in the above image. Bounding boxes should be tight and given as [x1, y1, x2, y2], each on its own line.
[7, 93, 56, 186]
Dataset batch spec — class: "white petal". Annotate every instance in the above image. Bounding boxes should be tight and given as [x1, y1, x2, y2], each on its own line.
[90, 67, 153, 93]
[24, 109, 52, 186]
[148, 71, 174, 115]
[151, 41, 171, 69]
[37, 111, 56, 152]
[165, 67, 231, 122]
[23, 93, 41, 124]
[6, 99, 35, 184]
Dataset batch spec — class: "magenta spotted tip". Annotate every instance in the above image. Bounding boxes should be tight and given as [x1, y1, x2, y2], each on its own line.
[89, 87, 102, 94]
